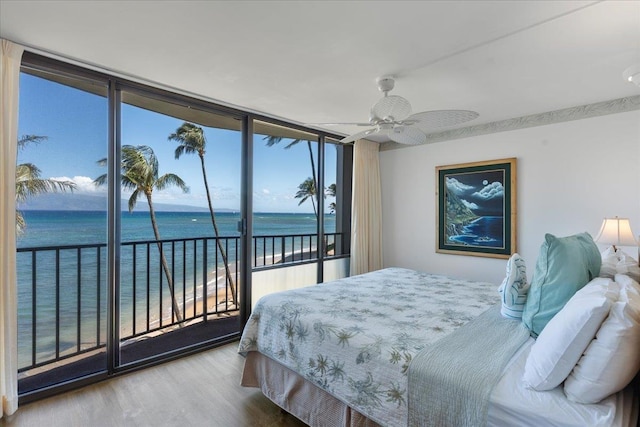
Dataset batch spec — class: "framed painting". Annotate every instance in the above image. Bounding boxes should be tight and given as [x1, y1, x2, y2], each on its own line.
[436, 158, 516, 258]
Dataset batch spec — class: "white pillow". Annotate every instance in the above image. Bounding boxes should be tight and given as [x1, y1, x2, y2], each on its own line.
[616, 250, 640, 282]
[522, 278, 618, 391]
[599, 246, 618, 278]
[499, 253, 529, 319]
[564, 275, 640, 403]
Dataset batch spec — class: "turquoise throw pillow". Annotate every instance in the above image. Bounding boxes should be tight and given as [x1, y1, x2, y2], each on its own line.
[522, 232, 602, 337]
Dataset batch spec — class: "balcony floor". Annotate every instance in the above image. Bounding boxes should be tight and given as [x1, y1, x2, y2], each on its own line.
[19, 315, 240, 395]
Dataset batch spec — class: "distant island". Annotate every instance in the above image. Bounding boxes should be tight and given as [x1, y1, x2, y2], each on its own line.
[16, 193, 235, 213]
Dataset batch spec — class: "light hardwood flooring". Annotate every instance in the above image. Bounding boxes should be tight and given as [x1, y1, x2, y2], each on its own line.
[2, 342, 306, 427]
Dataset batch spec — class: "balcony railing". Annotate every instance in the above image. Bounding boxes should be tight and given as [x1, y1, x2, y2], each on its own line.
[16, 232, 343, 372]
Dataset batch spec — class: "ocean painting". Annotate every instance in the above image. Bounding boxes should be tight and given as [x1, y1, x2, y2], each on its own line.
[436, 158, 516, 258]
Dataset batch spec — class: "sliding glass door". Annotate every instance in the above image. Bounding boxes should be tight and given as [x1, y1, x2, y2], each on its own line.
[117, 89, 243, 366]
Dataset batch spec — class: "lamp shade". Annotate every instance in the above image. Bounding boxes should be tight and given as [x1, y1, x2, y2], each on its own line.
[595, 217, 637, 246]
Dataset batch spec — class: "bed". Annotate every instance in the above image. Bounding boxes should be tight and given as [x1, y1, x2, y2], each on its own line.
[238, 267, 639, 427]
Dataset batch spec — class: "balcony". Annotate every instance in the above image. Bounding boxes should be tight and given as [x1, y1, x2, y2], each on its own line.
[16, 232, 345, 395]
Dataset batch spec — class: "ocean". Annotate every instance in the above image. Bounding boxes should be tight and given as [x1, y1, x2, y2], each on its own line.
[16, 210, 336, 369]
[448, 216, 504, 248]
[17, 210, 334, 247]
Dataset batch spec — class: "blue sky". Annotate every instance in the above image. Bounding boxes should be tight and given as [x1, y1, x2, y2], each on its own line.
[18, 73, 337, 213]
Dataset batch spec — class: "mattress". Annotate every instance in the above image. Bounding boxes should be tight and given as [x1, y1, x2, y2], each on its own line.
[243, 348, 639, 427]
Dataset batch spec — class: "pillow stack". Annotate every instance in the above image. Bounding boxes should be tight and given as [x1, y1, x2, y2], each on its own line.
[498, 253, 529, 320]
[564, 274, 640, 403]
[522, 278, 618, 390]
[522, 274, 640, 403]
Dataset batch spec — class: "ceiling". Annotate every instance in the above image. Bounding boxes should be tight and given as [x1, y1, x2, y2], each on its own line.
[1, 1, 639, 143]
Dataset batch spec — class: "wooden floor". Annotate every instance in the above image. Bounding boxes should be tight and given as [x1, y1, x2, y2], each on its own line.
[2, 342, 307, 427]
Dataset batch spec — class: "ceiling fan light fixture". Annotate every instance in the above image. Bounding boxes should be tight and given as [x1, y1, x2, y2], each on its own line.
[372, 95, 412, 122]
[623, 64, 640, 87]
[376, 76, 395, 94]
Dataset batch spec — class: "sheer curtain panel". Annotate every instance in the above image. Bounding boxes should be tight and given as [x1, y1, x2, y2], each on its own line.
[1, 39, 23, 418]
[350, 139, 383, 276]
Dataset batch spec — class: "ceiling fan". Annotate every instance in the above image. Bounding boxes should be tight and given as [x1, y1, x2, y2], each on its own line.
[319, 76, 479, 145]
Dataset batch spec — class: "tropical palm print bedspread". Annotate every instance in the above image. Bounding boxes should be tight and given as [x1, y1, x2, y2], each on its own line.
[238, 267, 497, 426]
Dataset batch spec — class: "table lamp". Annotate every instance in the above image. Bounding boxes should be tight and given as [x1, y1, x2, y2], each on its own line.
[595, 217, 638, 258]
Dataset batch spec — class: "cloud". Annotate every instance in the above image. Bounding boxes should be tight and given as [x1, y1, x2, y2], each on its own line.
[210, 186, 239, 201]
[262, 188, 270, 194]
[50, 175, 104, 193]
[472, 182, 504, 200]
[461, 199, 479, 210]
[445, 177, 474, 195]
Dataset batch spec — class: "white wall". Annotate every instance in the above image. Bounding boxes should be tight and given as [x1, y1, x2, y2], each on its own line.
[251, 258, 350, 307]
[379, 110, 640, 285]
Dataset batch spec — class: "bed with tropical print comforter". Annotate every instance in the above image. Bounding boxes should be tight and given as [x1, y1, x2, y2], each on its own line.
[238, 267, 497, 426]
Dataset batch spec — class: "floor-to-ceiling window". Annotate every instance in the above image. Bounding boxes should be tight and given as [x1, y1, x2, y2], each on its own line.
[324, 136, 351, 281]
[15, 52, 351, 401]
[16, 65, 109, 395]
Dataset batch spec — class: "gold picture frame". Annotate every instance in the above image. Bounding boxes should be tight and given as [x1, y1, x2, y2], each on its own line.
[436, 158, 516, 259]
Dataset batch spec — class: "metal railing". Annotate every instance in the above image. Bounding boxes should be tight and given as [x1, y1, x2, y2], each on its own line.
[16, 232, 344, 372]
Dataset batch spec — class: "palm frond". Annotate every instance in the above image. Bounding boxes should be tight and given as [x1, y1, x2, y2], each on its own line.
[128, 189, 141, 212]
[284, 139, 304, 150]
[93, 173, 107, 187]
[263, 135, 307, 150]
[169, 122, 206, 159]
[16, 163, 76, 203]
[18, 135, 48, 150]
[93, 144, 187, 210]
[16, 211, 26, 234]
[121, 145, 159, 189]
[326, 183, 337, 197]
[156, 173, 189, 193]
[263, 135, 282, 147]
[294, 177, 316, 203]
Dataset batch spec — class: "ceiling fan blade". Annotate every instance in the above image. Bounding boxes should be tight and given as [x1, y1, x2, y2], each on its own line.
[388, 125, 426, 145]
[405, 110, 479, 129]
[340, 128, 377, 144]
[371, 95, 412, 122]
[306, 122, 372, 127]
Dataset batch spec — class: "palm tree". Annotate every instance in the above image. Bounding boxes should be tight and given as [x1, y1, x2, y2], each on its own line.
[168, 122, 237, 305]
[295, 177, 317, 218]
[16, 135, 76, 234]
[94, 145, 189, 323]
[264, 136, 318, 207]
[326, 183, 337, 214]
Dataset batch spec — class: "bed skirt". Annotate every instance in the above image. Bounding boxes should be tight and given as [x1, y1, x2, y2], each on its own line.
[241, 351, 381, 427]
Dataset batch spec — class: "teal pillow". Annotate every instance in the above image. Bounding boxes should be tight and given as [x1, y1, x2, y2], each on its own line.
[522, 232, 602, 336]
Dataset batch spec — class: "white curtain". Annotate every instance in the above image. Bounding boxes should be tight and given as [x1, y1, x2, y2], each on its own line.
[1, 39, 23, 419]
[350, 139, 383, 276]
